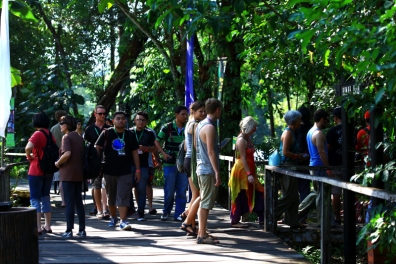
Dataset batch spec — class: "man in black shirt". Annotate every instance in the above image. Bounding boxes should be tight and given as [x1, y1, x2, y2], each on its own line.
[83, 105, 111, 218]
[326, 107, 343, 224]
[95, 111, 141, 230]
[130, 111, 157, 221]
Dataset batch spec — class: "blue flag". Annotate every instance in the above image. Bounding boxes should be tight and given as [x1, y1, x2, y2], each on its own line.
[185, 35, 194, 111]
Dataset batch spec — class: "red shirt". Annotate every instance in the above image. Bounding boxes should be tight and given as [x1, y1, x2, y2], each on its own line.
[28, 129, 56, 176]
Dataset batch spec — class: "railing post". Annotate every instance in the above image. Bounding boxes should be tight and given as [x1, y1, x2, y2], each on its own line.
[264, 168, 277, 233]
[321, 182, 331, 264]
[0, 165, 11, 202]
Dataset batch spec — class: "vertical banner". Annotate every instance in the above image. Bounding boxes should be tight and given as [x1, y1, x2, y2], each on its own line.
[0, 0, 12, 138]
[185, 34, 194, 111]
[6, 97, 15, 147]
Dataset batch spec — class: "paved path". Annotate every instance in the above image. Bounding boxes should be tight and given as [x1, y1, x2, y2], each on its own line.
[17, 181, 309, 263]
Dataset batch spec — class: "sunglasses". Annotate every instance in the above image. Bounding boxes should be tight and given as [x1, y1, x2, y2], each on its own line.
[96, 112, 106, 116]
[60, 122, 66, 125]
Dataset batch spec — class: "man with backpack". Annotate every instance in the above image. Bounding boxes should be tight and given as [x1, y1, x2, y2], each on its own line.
[154, 106, 189, 221]
[84, 105, 111, 219]
[129, 111, 157, 221]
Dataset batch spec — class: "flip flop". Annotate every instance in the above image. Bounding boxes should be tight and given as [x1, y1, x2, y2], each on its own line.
[196, 235, 220, 244]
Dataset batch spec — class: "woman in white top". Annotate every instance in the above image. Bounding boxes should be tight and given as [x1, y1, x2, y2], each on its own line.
[180, 101, 206, 236]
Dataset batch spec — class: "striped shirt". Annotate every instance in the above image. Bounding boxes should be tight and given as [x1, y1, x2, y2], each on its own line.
[156, 121, 185, 166]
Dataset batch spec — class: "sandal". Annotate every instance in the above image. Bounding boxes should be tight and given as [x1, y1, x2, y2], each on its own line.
[179, 212, 187, 221]
[180, 223, 197, 237]
[196, 235, 220, 244]
[102, 212, 110, 220]
[41, 226, 52, 233]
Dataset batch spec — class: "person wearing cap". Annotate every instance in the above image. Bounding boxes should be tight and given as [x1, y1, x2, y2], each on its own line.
[326, 107, 343, 224]
[356, 111, 370, 165]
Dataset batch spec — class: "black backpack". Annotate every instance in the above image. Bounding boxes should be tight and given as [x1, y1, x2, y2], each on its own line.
[83, 142, 102, 180]
[38, 130, 59, 174]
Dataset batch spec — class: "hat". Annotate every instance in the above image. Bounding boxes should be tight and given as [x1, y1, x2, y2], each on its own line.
[364, 111, 370, 119]
[333, 107, 342, 119]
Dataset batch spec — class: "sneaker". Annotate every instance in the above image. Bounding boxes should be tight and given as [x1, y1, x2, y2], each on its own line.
[96, 212, 104, 218]
[119, 221, 131, 230]
[161, 213, 168, 221]
[62, 231, 73, 238]
[137, 216, 145, 221]
[175, 216, 183, 221]
[108, 218, 119, 227]
[77, 230, 87, 237]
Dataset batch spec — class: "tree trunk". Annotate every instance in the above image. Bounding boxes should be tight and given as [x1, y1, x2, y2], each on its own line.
[87, 33, 148, 125]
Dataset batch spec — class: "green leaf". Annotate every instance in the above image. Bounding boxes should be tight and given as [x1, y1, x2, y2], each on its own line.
[374, 88, 385, 105]
[288, 0, 311, 5]
[163, 69, 170, 74]
[324, 49, 330, 66]
[11, 67, 22, 87]
[384, 1, 393, 9]
[9, 1, 38, 22]
[98, 0, 114, 13]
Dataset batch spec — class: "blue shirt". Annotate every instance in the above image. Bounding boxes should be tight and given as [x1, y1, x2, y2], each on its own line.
[307, 126, 328, 166]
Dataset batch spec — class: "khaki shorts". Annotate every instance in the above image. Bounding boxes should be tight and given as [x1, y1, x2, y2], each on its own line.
[198, 174, 216, 210]
[104, 173, 132, 207]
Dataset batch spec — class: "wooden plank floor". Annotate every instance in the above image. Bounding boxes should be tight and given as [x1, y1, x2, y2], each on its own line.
[38, 186, 309, 263]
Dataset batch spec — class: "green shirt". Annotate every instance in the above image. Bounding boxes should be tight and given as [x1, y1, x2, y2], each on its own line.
[156, 121, 185, 166]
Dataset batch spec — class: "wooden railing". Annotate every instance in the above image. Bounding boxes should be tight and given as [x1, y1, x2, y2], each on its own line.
[219, 155, 396, 264]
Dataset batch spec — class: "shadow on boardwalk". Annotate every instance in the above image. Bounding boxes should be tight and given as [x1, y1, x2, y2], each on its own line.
[38, 186, 309, 263]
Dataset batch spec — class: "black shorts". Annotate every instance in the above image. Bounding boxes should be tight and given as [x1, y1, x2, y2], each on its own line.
[184, 157, 191, 178]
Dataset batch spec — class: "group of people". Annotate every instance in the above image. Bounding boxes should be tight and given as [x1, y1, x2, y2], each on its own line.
[25, 98, 224, 244]
[25, 98, 369, 242]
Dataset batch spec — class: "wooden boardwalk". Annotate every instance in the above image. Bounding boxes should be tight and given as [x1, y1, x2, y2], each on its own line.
[38, 187, 309, 263]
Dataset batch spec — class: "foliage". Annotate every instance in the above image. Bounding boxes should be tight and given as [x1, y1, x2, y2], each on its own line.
[297, 245, 321, 264]
[357, 203, 396, 260]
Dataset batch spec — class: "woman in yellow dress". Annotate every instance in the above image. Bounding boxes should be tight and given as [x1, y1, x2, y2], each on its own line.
[229, 116, 264, 227]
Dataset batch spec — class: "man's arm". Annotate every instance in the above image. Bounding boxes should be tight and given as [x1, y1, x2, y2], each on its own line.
[203, 125, 221, 186]
[314, 131, 334, 177]
[132, 149, 141, 182]
[154, 140, 171, 160]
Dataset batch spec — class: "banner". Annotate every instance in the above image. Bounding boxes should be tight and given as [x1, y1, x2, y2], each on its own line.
[0, 0, 11, 138]
[185, 34, 194, 111]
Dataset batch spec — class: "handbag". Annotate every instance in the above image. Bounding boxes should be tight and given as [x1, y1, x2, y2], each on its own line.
[268, 149, 281, 166]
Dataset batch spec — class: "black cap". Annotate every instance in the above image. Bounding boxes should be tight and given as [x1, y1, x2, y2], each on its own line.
[333, 107, 342, 119]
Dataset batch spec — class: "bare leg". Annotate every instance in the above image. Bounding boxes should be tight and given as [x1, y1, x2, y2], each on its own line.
[44, 212, 52, 230]
[101, 188, 108, 213]
[37, 213, 42, 232]
[198, 207, 209, 238]
[183, 179, 200, 228]
[91, 188, 96, 210]
[119, 206, 128, 222]
[109, 205, 117, 219]
[59, 181, 65, 206]
[94, 188, 102, 213]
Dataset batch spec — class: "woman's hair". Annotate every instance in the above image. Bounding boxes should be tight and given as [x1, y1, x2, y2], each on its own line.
[284, 110, 302, 125]
[61, 115, 77, 132]
[239, 116, 258, 135]
[189, 101, 205, 113]
[32, 112, 50, 129]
